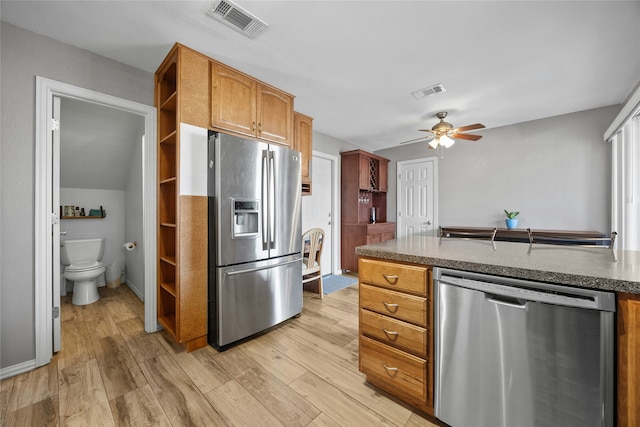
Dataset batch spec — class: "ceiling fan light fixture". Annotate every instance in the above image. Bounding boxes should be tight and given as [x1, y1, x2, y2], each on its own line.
[428, 139, 439, 149]
[440, 134, 455, 148]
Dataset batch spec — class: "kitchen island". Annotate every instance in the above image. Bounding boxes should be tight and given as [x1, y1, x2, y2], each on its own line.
[356, 235, 640, 426]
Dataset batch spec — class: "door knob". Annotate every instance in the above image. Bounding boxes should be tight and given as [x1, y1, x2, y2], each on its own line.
[425, 221, 432, 225]
[60, 231, 67, 236]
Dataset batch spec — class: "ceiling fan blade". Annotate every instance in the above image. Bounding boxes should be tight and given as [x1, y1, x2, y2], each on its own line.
[418, 129, 435, 133]
[452, 133, 482, 141]
[454, 123, 485, 133]
[398, 134, 435, 145]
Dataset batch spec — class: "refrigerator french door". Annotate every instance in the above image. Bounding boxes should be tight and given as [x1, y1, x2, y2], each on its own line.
[207, 131, 302, 349]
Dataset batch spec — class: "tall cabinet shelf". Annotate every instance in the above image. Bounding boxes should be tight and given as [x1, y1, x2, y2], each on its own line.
[155, 42, 307, 351]
[155, 44, 209, 351]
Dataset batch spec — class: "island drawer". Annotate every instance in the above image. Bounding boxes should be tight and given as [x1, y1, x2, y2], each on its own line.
[360, 309, 427, 358]
[360, 335, 427, 403]
[359, 258, 428, 296]
[360, 284, 427, 327]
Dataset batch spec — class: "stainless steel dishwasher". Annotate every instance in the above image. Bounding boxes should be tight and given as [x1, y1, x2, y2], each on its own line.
[434, 267, 615, 427]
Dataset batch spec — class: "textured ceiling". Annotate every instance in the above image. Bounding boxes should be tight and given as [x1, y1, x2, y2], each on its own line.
[3, 0, 640, 152]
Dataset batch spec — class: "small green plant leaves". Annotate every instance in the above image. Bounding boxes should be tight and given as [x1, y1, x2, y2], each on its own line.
[504, 210, 519, 219]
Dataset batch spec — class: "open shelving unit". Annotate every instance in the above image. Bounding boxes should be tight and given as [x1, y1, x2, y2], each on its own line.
[156, 50, 179, 338]
[155, 44, 209, 351]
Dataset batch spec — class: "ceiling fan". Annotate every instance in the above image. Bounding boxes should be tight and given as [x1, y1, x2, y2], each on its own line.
[399, 112, 485, 149]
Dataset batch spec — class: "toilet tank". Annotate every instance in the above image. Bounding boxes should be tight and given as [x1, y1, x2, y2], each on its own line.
[60, 238, 105, 265]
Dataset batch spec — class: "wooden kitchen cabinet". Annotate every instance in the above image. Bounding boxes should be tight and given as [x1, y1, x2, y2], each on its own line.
[353, 150, 388, 192]
[155, 43, 209, 351]
[211, 62, 294, 146]
[618, 292, 640, 427]
[341, 150, 393, 272]
[293, 112, 313, 195]
[358, 257, 434, 415]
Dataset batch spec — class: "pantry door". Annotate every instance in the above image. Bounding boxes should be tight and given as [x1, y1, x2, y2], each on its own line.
[397, 157, 438, 238]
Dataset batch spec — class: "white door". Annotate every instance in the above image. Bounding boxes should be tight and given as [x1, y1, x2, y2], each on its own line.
[397, 157, 438, 238]
[52, 96, 62, 352]
[301, 155, 334, 275]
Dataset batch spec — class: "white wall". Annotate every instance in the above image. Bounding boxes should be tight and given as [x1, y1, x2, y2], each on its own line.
[376, 106, 620, 232]
[0, 21, 153, 369]
[124, 133, 145, 299]
[312, 130, 364, 157]
[60, 188, 126, 286]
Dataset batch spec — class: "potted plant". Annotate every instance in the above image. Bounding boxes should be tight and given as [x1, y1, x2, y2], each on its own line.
[504, 210, 519, 229]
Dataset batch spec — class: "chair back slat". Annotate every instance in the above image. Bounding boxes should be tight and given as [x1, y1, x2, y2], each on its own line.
[304, 228, 324, 264]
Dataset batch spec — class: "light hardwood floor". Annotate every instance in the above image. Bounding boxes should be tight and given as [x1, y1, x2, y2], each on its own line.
[1, 283, 442, 426]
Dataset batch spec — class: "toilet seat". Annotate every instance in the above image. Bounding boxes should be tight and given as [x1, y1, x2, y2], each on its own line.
[66, 260, 104, 273]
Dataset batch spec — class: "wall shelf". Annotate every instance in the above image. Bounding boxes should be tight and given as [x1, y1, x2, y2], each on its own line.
[61, 216, 105, 219]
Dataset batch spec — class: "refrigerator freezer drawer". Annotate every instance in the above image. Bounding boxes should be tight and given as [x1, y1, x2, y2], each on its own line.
[215, 255, 302, 347]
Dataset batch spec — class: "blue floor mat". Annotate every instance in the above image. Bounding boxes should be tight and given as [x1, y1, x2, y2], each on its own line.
[322, 274, 358, 295]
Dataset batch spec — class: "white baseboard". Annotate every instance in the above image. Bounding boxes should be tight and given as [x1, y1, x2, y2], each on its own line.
[126, 280, 144, 302]
[0, 359, 36, 380]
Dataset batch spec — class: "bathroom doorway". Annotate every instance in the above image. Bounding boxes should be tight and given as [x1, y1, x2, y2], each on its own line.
[34, 77, 158, 367]
[58, 97, 146, 295]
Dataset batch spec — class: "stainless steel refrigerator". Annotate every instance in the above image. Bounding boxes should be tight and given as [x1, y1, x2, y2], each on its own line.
[207, 131, 302, 349]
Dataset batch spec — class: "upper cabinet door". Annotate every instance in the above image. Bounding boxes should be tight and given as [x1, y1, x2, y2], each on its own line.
[293, 112, 313, 194]
[211, 63, 257, 137]
[257, 84, 293, 146]
[378, 159, 389, 192]
[359, 156, 371, 190]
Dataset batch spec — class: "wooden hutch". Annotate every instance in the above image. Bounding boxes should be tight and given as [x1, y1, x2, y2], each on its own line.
[340, 150, 394, 272]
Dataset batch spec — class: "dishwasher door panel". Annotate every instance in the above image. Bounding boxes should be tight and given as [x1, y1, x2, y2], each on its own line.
[436, 281, 609, 427]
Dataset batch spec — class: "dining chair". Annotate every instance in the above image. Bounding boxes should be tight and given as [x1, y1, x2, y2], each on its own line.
[302, 228, 325, 299]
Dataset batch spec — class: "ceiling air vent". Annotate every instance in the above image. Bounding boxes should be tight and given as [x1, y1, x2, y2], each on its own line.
[411, 83, 446, 100]
[206, 0, 268, 39]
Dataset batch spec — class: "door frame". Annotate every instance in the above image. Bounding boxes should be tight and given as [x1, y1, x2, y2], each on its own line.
[311, 150, 341, 275]
[34, 76, 158, 367]
[396, 157, 439, 238]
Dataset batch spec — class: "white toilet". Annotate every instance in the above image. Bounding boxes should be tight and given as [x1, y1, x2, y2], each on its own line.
[61, 238, 106, 305]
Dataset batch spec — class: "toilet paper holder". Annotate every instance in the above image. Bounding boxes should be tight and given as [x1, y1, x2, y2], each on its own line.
[123, 241, 137, 251]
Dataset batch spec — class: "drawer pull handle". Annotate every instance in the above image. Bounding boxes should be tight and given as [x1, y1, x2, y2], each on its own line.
[382, 302, 399, 312]
[382, 328, 399, 340]
[382, 363, 399, 373]
[383, 274, 399, 284]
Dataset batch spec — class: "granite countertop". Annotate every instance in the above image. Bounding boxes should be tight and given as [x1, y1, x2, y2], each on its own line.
[356, 236, 640, 294]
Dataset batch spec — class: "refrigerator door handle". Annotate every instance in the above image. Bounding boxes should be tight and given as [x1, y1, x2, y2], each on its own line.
[262, 150, 269, 250]
[269, 151, 276, 249]
[225, 258, 301, 276]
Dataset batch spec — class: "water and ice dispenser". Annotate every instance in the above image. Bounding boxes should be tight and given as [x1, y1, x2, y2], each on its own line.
[232, 199, 259, 238]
